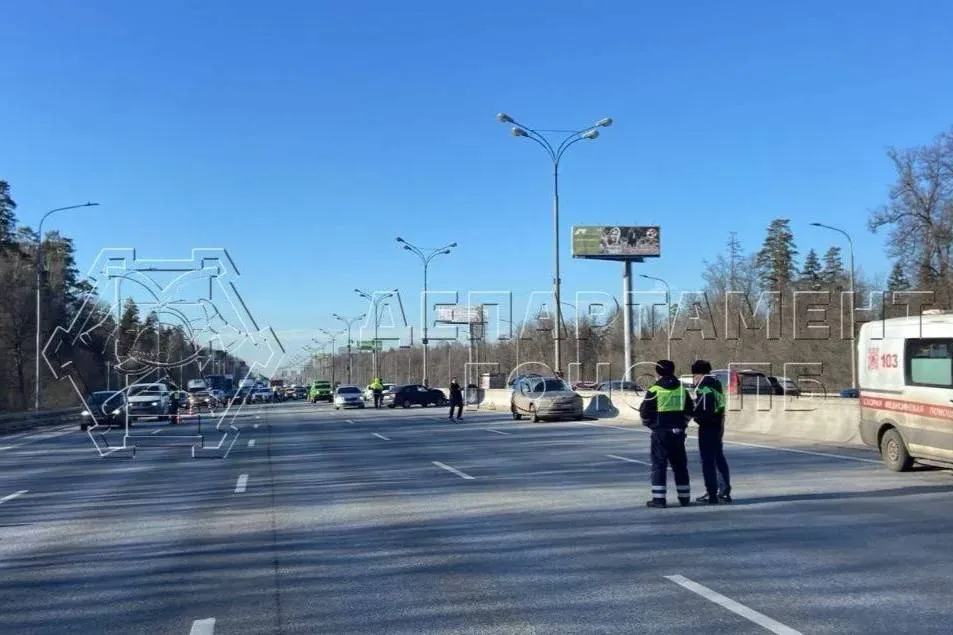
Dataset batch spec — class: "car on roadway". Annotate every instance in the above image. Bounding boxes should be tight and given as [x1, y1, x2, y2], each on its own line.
[250, 387, 274, 403]
[80, 391, 127, 430]
[383, 384, 448, 408]
[126, 383, 173, 420]
[768, 375, 802, 396]
[188, 390, 218, 410]
[309, 381, 333, 403]
[334, 385, 366, 409]
[293, 386, 308, 399]
[511, 376, 584, 422]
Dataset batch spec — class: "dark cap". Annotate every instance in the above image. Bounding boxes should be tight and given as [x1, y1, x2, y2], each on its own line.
[655, 359, 675, 376]
[691, 360, 712, 375]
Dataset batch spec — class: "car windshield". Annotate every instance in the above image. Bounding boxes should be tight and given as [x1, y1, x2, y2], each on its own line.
[531, 379, 569, 392]
[128, 385, 160, 396]
[338, 387, 360, 394]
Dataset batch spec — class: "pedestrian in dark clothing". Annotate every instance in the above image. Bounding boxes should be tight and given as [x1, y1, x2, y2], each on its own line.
[448, 378, 463, 421]
[691, 360, 732, 503]
[639, 360, 694, 508]
[168, 391, 179, 425]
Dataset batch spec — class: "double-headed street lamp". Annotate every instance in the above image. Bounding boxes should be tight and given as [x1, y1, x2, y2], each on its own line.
[35, 202, 100, 410]
[396, 237, 456, 386]
[332, 313, 365, 384]
[640, 274, 672, 360]
[810, 222, 857, 391]
[315, 331, 341, 385]
[496, 112, 612, 376]
[355, 288, 398, 380]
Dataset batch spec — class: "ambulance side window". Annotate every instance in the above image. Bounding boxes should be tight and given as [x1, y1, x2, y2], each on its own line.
[905, 338, 953, 388]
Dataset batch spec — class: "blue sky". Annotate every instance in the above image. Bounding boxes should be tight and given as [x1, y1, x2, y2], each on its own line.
[3, 0, 952, 366]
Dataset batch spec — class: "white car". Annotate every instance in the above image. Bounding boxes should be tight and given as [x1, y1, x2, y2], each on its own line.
[334, 385, 365, 409]
[363, 383, 395, 401]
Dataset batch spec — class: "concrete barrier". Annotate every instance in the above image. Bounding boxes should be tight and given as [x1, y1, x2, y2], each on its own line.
[0, 407, 81, 436]
[470, 388, 864, 446]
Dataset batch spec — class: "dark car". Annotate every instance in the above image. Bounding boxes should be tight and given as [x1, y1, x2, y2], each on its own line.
[768, 375, 802, 396]
[294, 386, 308, 400]
[595, 380, 641, 394]
[384, 384, 448, 408]
[711, 369, 776, 396]
[80, 391, 127, 430]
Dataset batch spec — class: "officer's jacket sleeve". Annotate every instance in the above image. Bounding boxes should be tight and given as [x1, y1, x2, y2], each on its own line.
[682, 389, 695, 421]
[640, 385, 658, 427]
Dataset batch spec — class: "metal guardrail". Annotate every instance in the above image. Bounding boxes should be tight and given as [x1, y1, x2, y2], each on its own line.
[0, 407, 81, 436]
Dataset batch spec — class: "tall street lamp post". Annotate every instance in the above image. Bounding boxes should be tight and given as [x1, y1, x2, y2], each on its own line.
[639, 274, 672, 360]
[355, 288, 398, 380]
[332, 313, 365, 384]
[396, 237, 456, 386]
[35, 202, 100, 410]
[496, 112, 611, 376]
[810, 222, 857, 391]
[316, 330, 342, 386]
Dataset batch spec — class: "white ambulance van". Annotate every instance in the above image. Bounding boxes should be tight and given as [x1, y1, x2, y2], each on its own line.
[858, 312, 953, 471]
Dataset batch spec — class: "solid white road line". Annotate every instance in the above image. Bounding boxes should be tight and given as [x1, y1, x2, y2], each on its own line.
[346, 419, 355, 424]
[189, 618, 216, 635]
[372, 433, 390, 440]
[432, 461, 475, 480]
[665, 575, 803, 634]
[248, 439, 256, 448]
[606, 454, 650, 466]
[0, 490, 28, 505]
[485, 428, 510, 435]
[151, 429, 162, 435]
[235, 474, 248, 493]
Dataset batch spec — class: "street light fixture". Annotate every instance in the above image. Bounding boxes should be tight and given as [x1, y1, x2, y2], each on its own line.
[811, 222, 857, 391]
[355, 288, 398, 380]
[496, 112, 611, 376]
[316, 331, 341, 385]
[35, 202, 100, 410]
[396, 237, 456, 386]
[332, 313, 365, 384]
[640, 274, 673, 360]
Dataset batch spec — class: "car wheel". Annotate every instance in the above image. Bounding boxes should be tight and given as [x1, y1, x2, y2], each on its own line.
[511, 404, 522, 421]
[359, 403, 365, 408]
[880, 427, 913, 472]
[402, 399, 412, 409]
[80, 423, 88, 431]
[530, 405, 540, 423]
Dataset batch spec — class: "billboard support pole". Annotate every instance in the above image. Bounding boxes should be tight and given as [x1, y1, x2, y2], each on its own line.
[623, 260, 633, 382]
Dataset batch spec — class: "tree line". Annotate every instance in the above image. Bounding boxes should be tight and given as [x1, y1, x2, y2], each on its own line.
[0, 181, 249, 412]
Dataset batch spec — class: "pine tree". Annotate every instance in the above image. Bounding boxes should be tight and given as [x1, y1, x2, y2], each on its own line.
[799, 249, 823, 289]
[117, 299, 141, 360]
[886, 261, 910, 291]
[821, 246, 846, 287]
[0, 180, 17, 247]
[756, 218, 798, 289]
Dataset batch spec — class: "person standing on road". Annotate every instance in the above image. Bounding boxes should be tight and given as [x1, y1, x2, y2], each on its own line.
[690, 360, 732, 503]
[640, 360, 694, 508]
[448, 377, 463, 421]
[370, 377, 384, 408]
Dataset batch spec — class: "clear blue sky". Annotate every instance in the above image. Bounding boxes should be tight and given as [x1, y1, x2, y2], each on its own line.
[3, 0, 952, 365]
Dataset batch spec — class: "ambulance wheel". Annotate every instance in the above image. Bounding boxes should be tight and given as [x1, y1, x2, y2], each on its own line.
[880, 427, 913, 472]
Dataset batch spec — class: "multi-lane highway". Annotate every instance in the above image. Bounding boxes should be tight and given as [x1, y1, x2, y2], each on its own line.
[2, 402, 952, 634]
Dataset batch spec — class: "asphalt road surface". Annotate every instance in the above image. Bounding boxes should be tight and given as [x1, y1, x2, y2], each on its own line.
[2, 400, 952, 634]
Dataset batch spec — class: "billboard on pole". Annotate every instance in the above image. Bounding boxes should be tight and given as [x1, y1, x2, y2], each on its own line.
[435, 304, 484, 324]
[571, 226, 661, 260]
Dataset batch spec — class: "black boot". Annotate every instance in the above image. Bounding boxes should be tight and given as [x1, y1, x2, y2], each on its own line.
[696, 493, 719, 504]
[678, 498, 691, 507]
[646, 499, 667, 508]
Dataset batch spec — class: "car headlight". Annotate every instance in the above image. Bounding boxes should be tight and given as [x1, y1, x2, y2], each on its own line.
[151, 401, 159, 406]
[81, 410, 90, 416]
[112, 408, 122, 415]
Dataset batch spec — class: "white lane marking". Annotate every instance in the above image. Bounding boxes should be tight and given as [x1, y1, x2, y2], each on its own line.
[248, 439, 256, 448]
[578, 422, 880, 464]
[190, 618, 216, 634]
[485, 428, 510, 435]
[0, 490, 28, 505]
[346, 419, 355, 424]
[432, 461, 475, 480]
[235, 474, 248, 493]
[606, 454, 650, 466]
[372, 433, 390, 440]
[151, 429, 162, 435]
[665, 575, 803, 634]
[253, 423, 259, 429]
[721, 439, 881, 464]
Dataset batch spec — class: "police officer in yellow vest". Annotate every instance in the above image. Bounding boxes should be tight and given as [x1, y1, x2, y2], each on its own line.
[640, 360, 694, 508]
[691, 360, 732, 503]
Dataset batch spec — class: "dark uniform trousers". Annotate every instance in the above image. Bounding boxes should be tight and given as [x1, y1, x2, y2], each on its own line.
[697, 421, 730, 497]
[650, 427, 690, 503]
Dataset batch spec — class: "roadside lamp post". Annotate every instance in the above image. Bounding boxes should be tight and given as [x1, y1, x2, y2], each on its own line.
[639, 274, 672, 360]
[355, 288, 398, 380]
[810, 222, 857, 391]
[396, 237, 456, 386]
[496, 112, 611, 377]
[332, 313, 365, 384]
